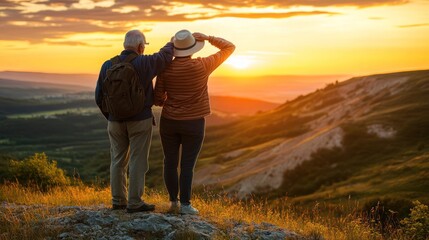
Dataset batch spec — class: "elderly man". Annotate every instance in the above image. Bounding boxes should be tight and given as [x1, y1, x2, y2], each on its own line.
[95, 30, 173, 213]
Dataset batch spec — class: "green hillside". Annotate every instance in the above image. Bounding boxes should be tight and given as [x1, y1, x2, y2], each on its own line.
[0, 79, 279, 186]
[196, 70, 429, 205]
[1, 70, 428, 207]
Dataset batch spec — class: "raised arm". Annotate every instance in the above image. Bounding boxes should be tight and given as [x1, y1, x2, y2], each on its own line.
[193, 33, 235, 74]
[144, 41, 174, 76]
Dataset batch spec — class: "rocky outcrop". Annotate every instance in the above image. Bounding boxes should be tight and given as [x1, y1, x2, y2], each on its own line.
[3, 203, 302, 240]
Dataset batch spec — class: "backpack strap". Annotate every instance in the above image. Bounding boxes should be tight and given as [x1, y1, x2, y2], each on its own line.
[109, 53, 138, 65]
[110, 56, 121, 65]
[123, 52, 138, 63]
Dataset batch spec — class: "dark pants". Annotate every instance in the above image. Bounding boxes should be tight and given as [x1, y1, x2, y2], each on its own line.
[160, 117, 205, 205]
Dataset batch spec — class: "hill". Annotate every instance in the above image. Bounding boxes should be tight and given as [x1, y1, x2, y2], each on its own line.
[1, 70, 428, 205]
[194, 70, 429, 204]
[209, 75, 351, 103]
[210, 95, 279, 116]
[0, 78, 90, 99]
[0, 78, 280, 182]
[0, 70, 350, 103]
[0, 78, 279, 122]
[0, 71, 96, 89]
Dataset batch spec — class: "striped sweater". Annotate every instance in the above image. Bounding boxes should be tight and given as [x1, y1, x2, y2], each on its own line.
[154, 36, 235, 120]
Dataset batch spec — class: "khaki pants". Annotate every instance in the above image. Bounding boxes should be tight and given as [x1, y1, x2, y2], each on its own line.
[107, 118, 152, 209]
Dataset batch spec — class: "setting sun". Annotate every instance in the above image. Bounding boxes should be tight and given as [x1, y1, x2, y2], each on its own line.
[225, 55, 254, 69]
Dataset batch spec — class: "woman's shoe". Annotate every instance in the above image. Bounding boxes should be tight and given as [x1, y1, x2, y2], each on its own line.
[180, 204, 199, 215]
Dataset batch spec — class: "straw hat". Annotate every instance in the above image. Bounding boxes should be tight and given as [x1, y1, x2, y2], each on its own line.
[173, 29, 205, 57]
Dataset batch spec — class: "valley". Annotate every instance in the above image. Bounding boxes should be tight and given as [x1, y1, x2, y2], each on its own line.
[1, 70, 428, 208]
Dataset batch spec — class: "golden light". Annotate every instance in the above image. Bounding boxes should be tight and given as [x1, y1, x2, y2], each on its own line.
[225, 55, 254, 69]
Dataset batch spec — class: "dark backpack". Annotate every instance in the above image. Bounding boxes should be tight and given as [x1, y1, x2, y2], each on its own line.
[101, 53, 146, 119]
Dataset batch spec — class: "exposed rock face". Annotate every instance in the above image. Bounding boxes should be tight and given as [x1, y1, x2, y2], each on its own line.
[2, 203, 302, 240]
[366, 124, 397, 139]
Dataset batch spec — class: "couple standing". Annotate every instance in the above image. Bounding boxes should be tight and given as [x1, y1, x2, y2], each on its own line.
[95, 29, 235, 214]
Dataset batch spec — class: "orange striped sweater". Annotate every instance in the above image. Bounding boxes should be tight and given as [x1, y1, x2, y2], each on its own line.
[154, 36, 235, 120]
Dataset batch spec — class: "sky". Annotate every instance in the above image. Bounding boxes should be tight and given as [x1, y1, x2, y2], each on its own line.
[0, 0, 429, 79]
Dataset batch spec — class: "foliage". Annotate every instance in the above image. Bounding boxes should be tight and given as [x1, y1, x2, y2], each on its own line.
[362, 197, 413, 235]
[400, 201, 429, 240]
[7, 153, 70, 191]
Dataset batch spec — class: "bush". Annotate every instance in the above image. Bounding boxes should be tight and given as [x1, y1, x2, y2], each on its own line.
[7, 153, 70, 191]
[362, 197, 413, 236]
[401, 201, 429, 240]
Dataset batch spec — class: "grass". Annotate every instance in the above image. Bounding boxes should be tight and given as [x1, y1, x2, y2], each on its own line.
[0, 183, 415, 240]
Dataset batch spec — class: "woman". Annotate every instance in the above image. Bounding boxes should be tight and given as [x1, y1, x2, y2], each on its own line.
[154, 29, 235, 214]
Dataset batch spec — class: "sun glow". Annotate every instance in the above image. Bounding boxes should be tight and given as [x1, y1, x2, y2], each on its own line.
[225, 55, 254, 69]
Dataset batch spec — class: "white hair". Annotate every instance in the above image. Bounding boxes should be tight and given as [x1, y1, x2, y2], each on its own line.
[123, 30, 146, 49]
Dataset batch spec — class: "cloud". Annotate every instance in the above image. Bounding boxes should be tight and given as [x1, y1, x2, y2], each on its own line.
[369, 17, 384, 20]
[175, 0, 408, 8]
[398, 23, 429, 28]
[198, 11, 338, 20]
[44, 40, 112, 47]
[0, 0, 409, 45]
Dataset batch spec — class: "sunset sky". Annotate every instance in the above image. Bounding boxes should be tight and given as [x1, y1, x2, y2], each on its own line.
[1, 0, 429, 79]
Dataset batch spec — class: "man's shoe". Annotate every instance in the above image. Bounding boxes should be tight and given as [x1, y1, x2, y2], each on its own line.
[112, 204, 127, 210]
[126, 203, 155, 213]
[167, 201, 179, 213]
[180, 204, 199, 215]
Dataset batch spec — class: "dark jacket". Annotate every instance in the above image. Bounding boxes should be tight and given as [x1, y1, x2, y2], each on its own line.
[95, 42, 174, 121]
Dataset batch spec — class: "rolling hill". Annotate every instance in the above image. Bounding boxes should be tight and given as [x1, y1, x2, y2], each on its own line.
[194, 70, 429, 204]
[0, 78, 280, 182]
[0, 71, 96, 89]
[0, 78, 280, 124]
[0, 70, 350, 103]
[1, 70, 428, 206]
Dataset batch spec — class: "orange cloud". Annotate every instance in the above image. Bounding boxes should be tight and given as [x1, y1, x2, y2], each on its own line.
[398, 23, 429, 28]
[0, 0, 408, 44]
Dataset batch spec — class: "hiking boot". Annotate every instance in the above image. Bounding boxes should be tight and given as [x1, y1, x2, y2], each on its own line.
[167, 201, 179, 213]
[126, 203, 155, 213]
[180, 204, 199, 215]
[112, 204, 127, 210]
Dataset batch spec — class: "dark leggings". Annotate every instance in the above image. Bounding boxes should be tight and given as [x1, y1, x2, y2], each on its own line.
[160, 117, 205, 205]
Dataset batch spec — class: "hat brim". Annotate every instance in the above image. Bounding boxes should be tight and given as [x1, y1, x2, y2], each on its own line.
[174, 41, 205, 57]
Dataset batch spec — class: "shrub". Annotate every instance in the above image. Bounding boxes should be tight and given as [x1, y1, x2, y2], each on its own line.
[7, 153, 70, 191]
[400, 201, 429, 240]
[362, 197, 412, 234]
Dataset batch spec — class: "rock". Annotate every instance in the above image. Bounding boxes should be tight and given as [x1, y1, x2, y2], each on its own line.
[2, 203, 302, 240]
[58, 232, 70, 239]
[227, 221, 302, 240]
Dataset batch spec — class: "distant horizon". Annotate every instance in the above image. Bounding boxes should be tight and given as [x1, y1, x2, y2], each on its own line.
[3, 68, 429, 103]
[0, 70, 356, 103]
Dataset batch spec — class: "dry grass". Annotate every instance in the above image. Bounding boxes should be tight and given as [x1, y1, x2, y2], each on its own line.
[193, 194, 385, 240]
[0, 183, 408, 240]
